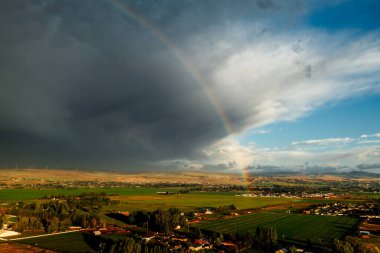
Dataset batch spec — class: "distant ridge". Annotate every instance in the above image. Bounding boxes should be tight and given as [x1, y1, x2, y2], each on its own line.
[246, 169, 380, 178]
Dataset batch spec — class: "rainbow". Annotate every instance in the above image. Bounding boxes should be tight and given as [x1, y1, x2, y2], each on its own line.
[109, 0, 234, 135]
[109, 0, 252, 188]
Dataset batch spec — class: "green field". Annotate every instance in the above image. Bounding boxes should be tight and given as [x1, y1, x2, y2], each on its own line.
[351, 192, 380, 199]
[15, 232, 97, 253]
[107, 193, 299, 212]
[0, 188, 299, 212]
[0, 187, 172, 202]
[196, 212, 358, 245]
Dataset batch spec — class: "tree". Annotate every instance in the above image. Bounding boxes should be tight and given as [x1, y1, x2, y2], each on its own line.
[211, 232, 217, 242]
[333, 239, 354, 253]
[179, 215, 187, 228]
[254, 227, 277, 252]
[333, 236, 379, 253]
[289, 245, 297, 253]
[0, 214, 5, 228]
[230, 230, 237, 241]
[194, 227, 203, 239]
[244, 231, 254, 246]
[346, 236, 366, 253]
[306, 239, 313, 250]
[168, 208, 181, 215]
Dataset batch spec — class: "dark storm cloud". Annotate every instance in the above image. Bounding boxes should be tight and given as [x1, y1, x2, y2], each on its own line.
[0, 0, 304, 169]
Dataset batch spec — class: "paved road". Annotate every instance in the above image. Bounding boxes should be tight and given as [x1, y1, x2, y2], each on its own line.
[4, 230, 79, 241]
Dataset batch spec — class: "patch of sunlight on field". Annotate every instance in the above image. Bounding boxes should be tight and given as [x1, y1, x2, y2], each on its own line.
[109, 193, 298, 210]
[0, 188, 298, 211]
[0, 187, 179, 202]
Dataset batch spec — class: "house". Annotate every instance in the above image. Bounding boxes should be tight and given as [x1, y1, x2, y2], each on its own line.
[205, 209, 213, 215]
[222, 242, 236, 247]
[189, 246, 203, 251]
[120, 211, 130, 216]
[173, 245, 182, 250]
[68, 226, 82, 231]
[143, 236, 156, 242]
[173, 237, 188, 242]
[194, 239, 209, 245]
[0, 230, 20, 238]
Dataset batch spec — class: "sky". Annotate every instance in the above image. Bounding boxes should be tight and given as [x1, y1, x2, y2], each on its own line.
[0, 0, 380, 174]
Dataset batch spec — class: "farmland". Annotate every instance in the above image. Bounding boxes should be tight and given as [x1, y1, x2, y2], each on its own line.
[107, 193, 298, 211]
[196, 212, 358, 245]
[0, 187, 299, 211]
[14, 231, 97, 252]
[0, 187, 168, 202]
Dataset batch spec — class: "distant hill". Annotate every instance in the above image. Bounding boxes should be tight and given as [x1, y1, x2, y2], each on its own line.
[245, 168, 380, 182]
[331, 170, 380, 178]
[0, 168, 243, 185]
[0, 168, 379, 187]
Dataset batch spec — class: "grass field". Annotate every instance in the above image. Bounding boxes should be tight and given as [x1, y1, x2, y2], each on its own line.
[0, 187, 178, 202]
[196, 212, 358, 245]
[351, 192, 380, 199]
[107, 193, 299, 211]
[0, 188, 299, 212]
[16, 232, 97, 253]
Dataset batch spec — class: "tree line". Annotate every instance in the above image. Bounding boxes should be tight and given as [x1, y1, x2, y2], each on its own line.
[123, 208, 188, 234]
[7, 194, 117, 233]
[99, 236, 173, 253]
[334, 236, 379, 253]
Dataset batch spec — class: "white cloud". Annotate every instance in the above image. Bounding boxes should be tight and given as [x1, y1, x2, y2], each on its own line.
[358, 133, 380, 144]
[291, 137, 354, 146]
[360, 140, 380, 144]
[187, 28, 380, 133]
[252, 145, 380, 168]
[157, 133, 380, 172]
[360, 133, 380, 138]
[156, 138, 255, 171]
[256, 129, 271, 135]
[202, 138, 255, 169]
[251, 133, 380, 168]
[158, 28, 380, 171]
